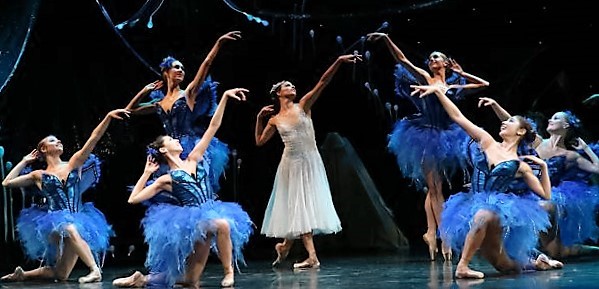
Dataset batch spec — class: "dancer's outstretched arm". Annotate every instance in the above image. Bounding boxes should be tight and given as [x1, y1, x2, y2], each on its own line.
[186, 88, 247, 163]
[412, 84, 494, 148]
[185, 31, 241, 100]
[300, 54, 362, 112]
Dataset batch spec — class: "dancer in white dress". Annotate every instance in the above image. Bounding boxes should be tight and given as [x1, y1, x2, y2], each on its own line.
[255, 53, 362, 269]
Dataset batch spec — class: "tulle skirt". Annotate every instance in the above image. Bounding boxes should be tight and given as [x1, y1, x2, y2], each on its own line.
[16, 203, 114, 266]
[141, 200, 254, 286]
[440, 191, 551, 264]
[552, 181, 599, 246]
[388, 117, 469, 191]
[261, 147, 342, 239]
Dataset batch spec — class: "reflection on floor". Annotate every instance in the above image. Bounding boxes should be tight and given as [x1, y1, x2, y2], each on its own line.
[1, 252, 598, 288]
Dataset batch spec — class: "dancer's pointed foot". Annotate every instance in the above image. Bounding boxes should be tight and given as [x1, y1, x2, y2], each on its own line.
[455, 265, 484, 279]
[535, 253, 563, 271]
[423, 234, 438, 261]
[1, 266, 24, 282]
[112, 271, 146, 287]
[78, 267, 102, 283]
[220, 266, 234, 287]
[293, 258, 320, 269]
[221, 271, 234, 287]
[272, 242, 290, 267]
[441, 241, 452, 262]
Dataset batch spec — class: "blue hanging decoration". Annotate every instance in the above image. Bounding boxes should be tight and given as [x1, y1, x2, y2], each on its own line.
[222, 0, 270, 26]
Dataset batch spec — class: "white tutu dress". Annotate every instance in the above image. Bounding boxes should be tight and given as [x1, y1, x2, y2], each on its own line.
[261, 104, 342, 239]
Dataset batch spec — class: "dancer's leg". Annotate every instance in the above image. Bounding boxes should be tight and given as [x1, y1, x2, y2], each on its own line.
[293, 233, 320, 269]
[62, 225, 101, 283]
[455, 210, 496, 279]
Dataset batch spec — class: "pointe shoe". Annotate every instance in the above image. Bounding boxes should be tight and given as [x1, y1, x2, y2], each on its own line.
[455, 267, 484, 279]
[220, 273, 234, 287]
[78, 268, 102, 284]
[112, 271, 146, 287]
[272, 243, 290, 267]
[441, 243, 452, 262]
[535, 253, 563, 270]
[1, 266, 25, 282]
[293, 259, 320, 269]
[423, 234, 438, 261]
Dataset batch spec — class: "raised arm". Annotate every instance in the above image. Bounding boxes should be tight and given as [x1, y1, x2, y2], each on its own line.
[478, 97, 511, 121]
[572, 138, 599, 174]
[185, 31, 242, 101]
[478, 97, 543, 147]
[412, 84, 494, 147]
[187, 88, 248, 163]
[125, 80, 163, 115]
[520, 155, 551, 200]
[447, 58, 490, 89]
[299, 54, 361, 112]
[255, 105, 277, 146]
[367, 32, 430, 82]
[68, 108, 130, 169]
[2, 150, 41, 189]
[128, 156, 170, 204]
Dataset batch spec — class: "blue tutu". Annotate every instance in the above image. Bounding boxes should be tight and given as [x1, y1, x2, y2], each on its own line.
[388, 118, 470, 190]
[141, 200, 254, 286]
[16, 203, 115, 266]
[440, 191, 551, 264]
[552, 181, 599, 246]
[388, 64, 470, 190]
[14, 154, 113, 266]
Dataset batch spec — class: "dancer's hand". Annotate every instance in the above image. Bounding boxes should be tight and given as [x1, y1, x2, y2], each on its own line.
[448, 58, 463, 75]
[218, 31, 242, 44]
[107, 108, 131, 120]
[258, 105, 275, 119]
[143, 80, 163, 93]
[520, 155, 547, 167]
[410, 84, 441, 98]
[22, 149, 39, 164]
[366, 32, 388, 41]
[223, 88, 248, 102]
[144, 156, 159, 174]
[477, 97, 497, 108]
[572, 137, 589, 150]
[338, 53, 362, 63]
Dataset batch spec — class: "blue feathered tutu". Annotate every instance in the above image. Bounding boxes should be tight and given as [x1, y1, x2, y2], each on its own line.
[388, 118, 470, 190]
[552, 181, 599, 246]
[440, 191, 551, 264]
[388, 64, 470, 190]
[16, 203, 115, 266]
[14, 154, 113, 266]
[141, 200, 254, 286]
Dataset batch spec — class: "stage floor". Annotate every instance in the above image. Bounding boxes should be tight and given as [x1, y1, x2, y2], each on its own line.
[1, 252, 598, 288]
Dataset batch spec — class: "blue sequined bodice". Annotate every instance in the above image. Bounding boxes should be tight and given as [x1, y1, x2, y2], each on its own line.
[41, 172, 83, 212]
[546, 155, 590, 184]
[394, 64, 466, 129]
[156, 97, 205, 139]
[169, 167, 214, 207]
[468, 141, 520, 193]
[37, 156, 101, 212]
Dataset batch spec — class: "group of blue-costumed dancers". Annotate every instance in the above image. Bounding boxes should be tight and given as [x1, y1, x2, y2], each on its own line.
[1, 29, 598, 288]
[374, 31, 599, 278]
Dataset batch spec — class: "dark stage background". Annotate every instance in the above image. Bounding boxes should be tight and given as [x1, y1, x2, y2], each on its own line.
[1, 0, 598, 271]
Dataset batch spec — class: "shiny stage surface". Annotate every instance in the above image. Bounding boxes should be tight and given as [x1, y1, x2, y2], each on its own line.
[1, 252, 598, 289]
